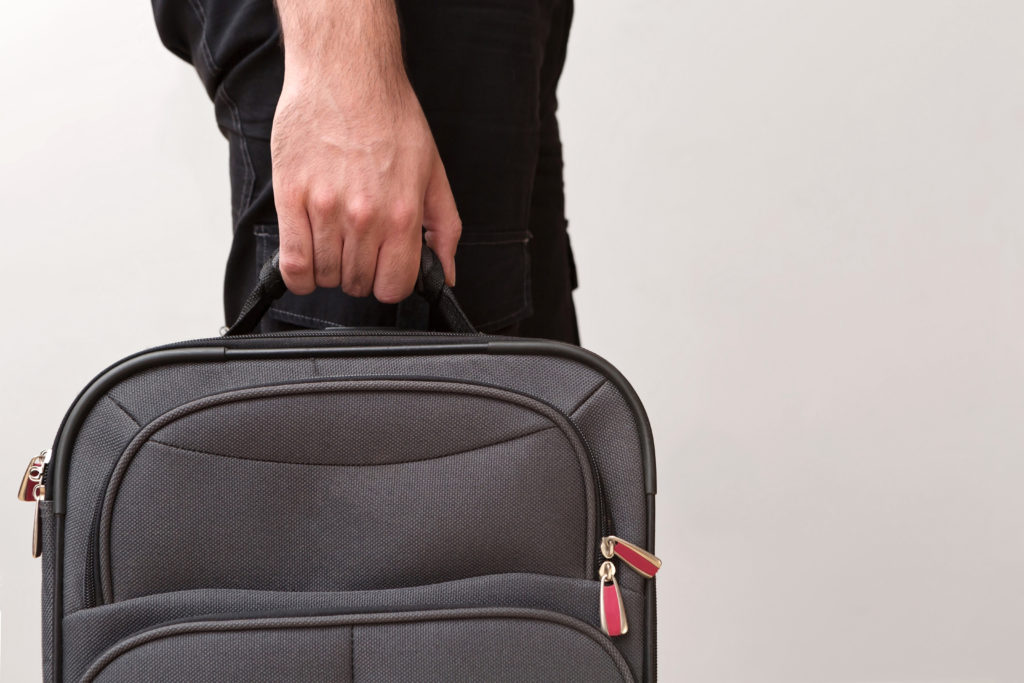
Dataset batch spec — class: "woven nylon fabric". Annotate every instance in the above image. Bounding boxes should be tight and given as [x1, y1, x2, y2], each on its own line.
[90, 626, 351, 682]
[108, 354, 604, 425]
[354, 615, 631, 682]
[39, 501, 55, 682]
[59, 345, 651, 681]
[62, 399, 142, 616]
[84, 608, 632, 683]
[106, 428, 589, 600]
[63, 573, 643, 682]
[153, 384, 555, 466]
[571, 381, 648, 596]
[62, 352, 618, 614]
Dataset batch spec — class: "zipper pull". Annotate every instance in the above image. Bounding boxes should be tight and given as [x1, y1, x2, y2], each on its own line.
[17, 450, 49, 503]
[18, 450, 49, 558]
[32, 501, 42, 558]
[601, 535, 661, 579]
[599, 560, 628, 637]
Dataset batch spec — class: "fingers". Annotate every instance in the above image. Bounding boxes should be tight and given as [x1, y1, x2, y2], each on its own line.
[307, 189, 343, 289]
[274, 157, 453, 301]
[340, 233, 380, 299]
[422, 154, 462, 286]
[275, 190, 316, 295]
[325, 194, 423, 302]
[373, 228, 421, 304]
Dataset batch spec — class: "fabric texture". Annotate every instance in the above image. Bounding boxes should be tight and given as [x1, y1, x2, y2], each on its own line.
[84, 608, 632, 683]
[39, 501, 55, 683]
[150, 0, 579, 341]
[63, 573, 644, 682]
[52, 334, 654, 681]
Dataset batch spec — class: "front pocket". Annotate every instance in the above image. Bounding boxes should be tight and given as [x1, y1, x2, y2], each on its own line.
[90, 379, 602, 604]
[64, 574, 642, 683]
[81, 608, 633, 683]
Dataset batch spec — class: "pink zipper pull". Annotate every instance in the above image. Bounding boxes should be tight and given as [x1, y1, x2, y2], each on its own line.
[599, 560, 628, 637]
[601, 536, 661, 579]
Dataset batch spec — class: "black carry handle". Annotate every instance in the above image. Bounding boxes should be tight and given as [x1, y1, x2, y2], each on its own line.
[224, 242, 476, 336]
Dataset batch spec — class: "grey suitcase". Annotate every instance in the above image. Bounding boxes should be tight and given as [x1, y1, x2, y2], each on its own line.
[22, 248, 660, 681]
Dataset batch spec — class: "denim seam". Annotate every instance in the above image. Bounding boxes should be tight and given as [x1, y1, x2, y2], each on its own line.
[185, 0, 254, 215]
[184, 0, 220, 77]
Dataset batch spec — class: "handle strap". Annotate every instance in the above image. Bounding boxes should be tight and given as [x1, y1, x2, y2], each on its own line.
[224, 244, 475, 336]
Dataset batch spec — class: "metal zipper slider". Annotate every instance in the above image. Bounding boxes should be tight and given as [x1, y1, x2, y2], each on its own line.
[18, 450, 49, 558]
[599, 560, 628, 637]
[601, 536, 662, 579]
[17, 450, 49, 503]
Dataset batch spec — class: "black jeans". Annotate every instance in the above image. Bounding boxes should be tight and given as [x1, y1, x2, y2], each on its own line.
[152, 0, 578, 343]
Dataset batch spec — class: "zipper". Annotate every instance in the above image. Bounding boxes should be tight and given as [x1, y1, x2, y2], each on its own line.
[83, 376, 614, 608]
[598, 536, 662, 638]
[79, 605, 636, 683]
[17, 449, 50, 557]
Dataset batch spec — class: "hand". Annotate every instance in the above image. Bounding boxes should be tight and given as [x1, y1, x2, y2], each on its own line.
[270, 0, 461, 302]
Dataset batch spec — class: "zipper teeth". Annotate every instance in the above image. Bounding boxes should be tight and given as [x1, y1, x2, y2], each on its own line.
[83, 374, 612, 606]
[566, 423, 613, 572]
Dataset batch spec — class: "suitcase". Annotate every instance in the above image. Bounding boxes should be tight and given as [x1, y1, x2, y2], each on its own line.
[20, 247, 661, 682]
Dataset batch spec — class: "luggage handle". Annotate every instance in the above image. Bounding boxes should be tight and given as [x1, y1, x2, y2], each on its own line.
[224, 241, 476, 336]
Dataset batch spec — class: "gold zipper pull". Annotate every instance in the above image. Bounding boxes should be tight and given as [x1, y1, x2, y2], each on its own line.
[601, 536, 662, 579]
[17, 450, 49, 503]
[599, 560, 628, 637]
[32, 501, 42, 558]
[18, 450, 49, 558]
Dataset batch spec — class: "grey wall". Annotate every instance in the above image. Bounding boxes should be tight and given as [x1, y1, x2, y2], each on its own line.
[2, 1, 1023, 681]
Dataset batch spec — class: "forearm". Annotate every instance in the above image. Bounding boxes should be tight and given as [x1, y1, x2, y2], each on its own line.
[275, 0, 408, 101]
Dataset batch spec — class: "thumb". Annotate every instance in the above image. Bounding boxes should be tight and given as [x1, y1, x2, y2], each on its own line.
[422, 154, 462, 286]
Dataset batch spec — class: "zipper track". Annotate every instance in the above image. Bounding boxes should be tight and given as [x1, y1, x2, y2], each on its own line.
[80, 606, 635, 683]
[83, 374, 613, 607]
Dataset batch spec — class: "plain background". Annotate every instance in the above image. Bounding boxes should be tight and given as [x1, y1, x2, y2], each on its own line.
[2, 1, 1023, 681]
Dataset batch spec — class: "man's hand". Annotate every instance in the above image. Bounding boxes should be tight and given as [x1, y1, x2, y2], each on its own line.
[271, 0, 460, 302]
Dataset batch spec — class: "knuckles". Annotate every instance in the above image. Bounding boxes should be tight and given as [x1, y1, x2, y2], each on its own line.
[279, 254, 314, 294]
[388, 203, 421, 231]
[341, 274, 373, 299]
[307, 189, 339, 219]
[341, 196, 376, 232]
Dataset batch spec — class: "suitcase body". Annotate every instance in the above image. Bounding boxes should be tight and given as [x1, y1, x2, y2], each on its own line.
[28, 253, 659, 682]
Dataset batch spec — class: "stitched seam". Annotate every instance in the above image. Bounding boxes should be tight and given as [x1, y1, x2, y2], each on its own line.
[223, 89, 255, 213]
[568, 379, 608, 416]
[183, 0, 254, 217]
[148, 424, 558, 468]
[350, 625, 355, 682]
[106, 395, 141, 427]
[268, 307, 340, 328]
[184, 0, 221, 77]
[79, 608, 634, 683]
[474, 304, 531, 330]
[98, 379, 598, 602]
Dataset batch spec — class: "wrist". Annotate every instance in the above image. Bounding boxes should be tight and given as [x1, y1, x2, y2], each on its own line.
[276, 0, 407, 96]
